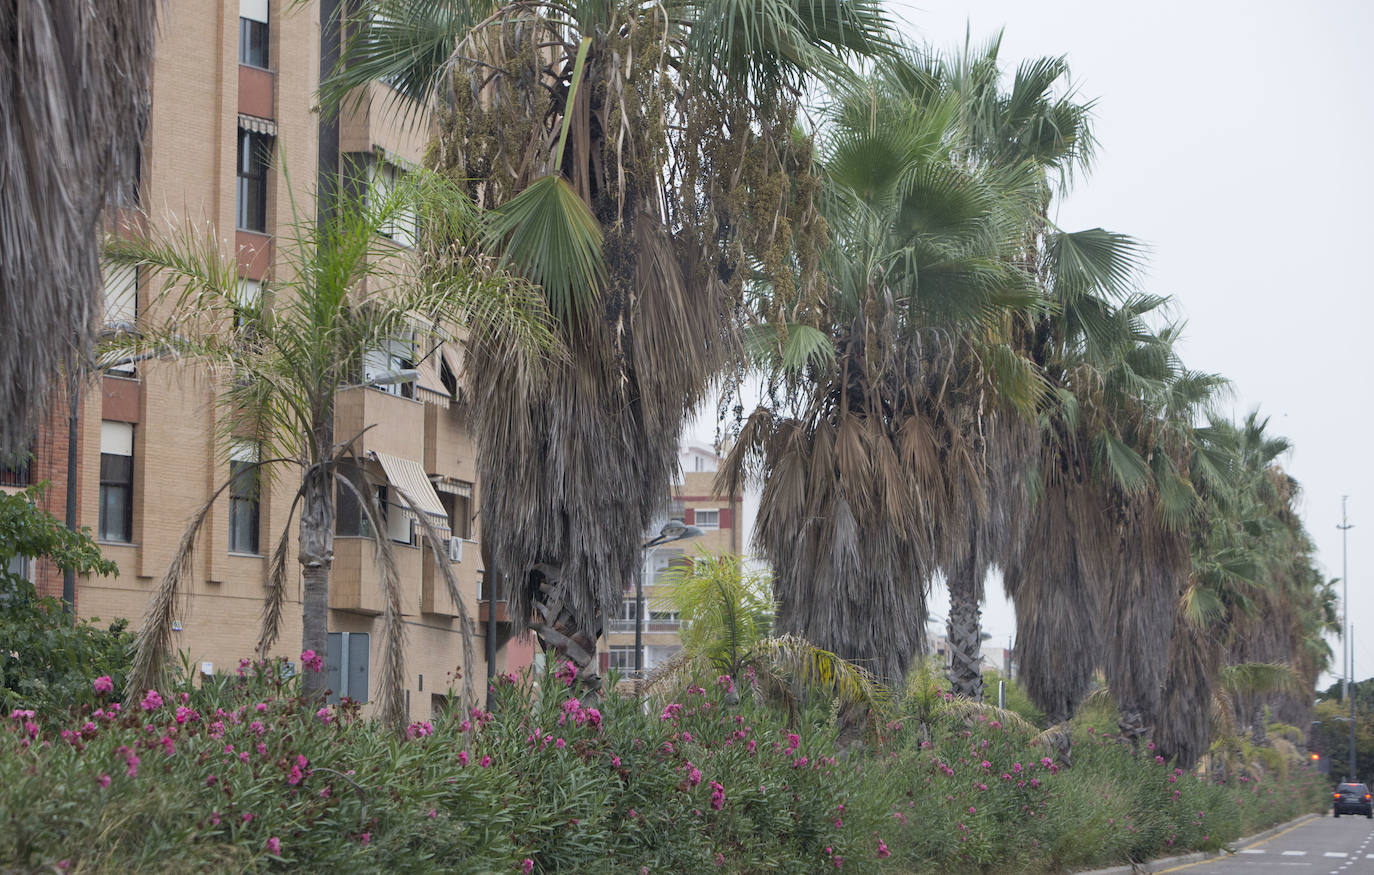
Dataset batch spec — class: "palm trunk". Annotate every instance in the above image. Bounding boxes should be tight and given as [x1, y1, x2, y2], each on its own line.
[298, 429, 334, 700]
[946, 552, 985, 700]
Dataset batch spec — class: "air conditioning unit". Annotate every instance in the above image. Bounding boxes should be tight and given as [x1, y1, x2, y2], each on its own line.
[448, 537, 463, 563]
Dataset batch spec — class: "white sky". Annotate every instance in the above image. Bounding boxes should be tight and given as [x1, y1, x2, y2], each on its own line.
[690, 0, 1374, 687]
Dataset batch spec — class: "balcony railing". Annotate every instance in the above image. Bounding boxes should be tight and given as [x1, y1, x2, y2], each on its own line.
[607, 618, 683, 633]
[0, 457, 31, 488]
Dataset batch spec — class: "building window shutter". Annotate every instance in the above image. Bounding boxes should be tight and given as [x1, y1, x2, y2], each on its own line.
[718, 507, 733, 529]
[683, 508, 694, 525]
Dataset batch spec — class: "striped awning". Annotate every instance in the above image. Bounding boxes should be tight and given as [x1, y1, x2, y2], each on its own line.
[431, 477, 473, 499]
[238, 113, 278, 137]
[371, 452, 449, 528]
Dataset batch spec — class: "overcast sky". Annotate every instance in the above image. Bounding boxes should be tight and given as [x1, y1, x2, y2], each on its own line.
[691, 0, 1374, 685]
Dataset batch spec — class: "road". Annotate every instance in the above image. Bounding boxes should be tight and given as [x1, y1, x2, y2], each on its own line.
[1160, 814, 1374, 874]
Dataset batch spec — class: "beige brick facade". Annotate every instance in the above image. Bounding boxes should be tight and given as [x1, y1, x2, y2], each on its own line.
[9, 0, 534, 722]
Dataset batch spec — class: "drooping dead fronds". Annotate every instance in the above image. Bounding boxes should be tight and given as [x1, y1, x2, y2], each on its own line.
[333, 466, 406, 731]
[127, 486, 227, 697]
[257, 488, 304, 660]
[0, 0, 158, 454]
[403, 488, 478, 709]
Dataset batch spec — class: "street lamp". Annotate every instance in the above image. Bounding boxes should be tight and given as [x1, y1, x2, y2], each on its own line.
[635, 521, 703, 694]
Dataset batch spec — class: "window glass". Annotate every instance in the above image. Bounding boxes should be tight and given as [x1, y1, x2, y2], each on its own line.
[228, 451, 260, 554]
[238, 18, 269, 67]
[326, 631, 371, 704]
[236, 131, 272, 232]
[335, 464, 376, 538]
[98, 423, 134, 543]
[695, 508, 719, 528]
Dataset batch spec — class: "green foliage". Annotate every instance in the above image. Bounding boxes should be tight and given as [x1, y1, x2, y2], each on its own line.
[0, 486, 129, 715]
[657, 552, 773, 677]
[0, 654, 1328, 872]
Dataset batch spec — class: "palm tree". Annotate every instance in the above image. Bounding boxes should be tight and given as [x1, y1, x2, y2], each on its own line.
[0, 0, 158, 455]
[324, 0, 893, 686]
[105, 174, 553, 723]
[909, 38, 1102, 701]
[722, 64, 1042, 687]
[646, 553, 887, 734]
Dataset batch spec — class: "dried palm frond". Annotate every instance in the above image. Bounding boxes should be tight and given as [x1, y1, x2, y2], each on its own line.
[127, 481, 233, 697]
[257, 488, 305, 660]
[0, 0, 158, 454]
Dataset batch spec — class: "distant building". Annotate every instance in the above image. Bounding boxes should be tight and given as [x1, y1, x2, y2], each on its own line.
[928, 633, 1015, 680]
[600, 445, 744, 677]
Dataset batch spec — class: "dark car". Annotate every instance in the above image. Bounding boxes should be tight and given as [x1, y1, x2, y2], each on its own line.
[1333, 782, 1373, 817]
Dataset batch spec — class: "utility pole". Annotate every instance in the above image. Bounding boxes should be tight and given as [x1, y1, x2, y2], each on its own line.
[1340, 497, 1353, 704]
[1351, 624, 1358, 782]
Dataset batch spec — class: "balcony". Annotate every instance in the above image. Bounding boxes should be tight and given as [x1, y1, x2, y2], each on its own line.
[335, 385, 426, 462]
[329, 536, 422, 615]
[421, 544, 478, 618]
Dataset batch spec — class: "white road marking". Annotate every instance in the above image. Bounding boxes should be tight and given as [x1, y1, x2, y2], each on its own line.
[1239, 848, 1265, 854]
[1325, 851, 1349, 857]
[1282, 850, 1307, 855]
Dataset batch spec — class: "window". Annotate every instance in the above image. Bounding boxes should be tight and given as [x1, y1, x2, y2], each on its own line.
[233, 279, 261, 330]
[368, 159, 417, 247]
[228, 444, 260, 554]
[102, 263, 137, 333]
[362, 341, 415, 399]
[326, 631, 370, 704]
[607, 645, 637, 672]
[694, 508, 719, 529]
[238, 0, 269, 67]
[99, 422, 134, 542]
[667, 498, 685, 524]
[236, 130, 272, 232]
[437, 486, 473, 540]
[335, 464, 376, 538]
[381, 486, 415, 545]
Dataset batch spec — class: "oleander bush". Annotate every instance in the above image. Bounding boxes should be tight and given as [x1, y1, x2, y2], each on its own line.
[0, 654, 1329, 874]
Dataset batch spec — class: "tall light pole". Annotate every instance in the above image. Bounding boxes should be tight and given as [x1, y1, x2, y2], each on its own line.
[1339, 497, 1355, 780]
[635, 521, 702, 695]
[1341, 496, 1354, 705]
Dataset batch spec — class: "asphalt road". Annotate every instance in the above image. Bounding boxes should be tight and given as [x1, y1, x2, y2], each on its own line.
[1160, 814, 1374, 874]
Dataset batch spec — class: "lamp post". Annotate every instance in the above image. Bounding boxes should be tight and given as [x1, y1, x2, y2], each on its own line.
[1339, 497, 1355, 780]
[635, 521, 702, 695]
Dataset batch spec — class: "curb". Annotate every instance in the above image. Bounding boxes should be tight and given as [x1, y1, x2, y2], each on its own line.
[1074, 812, 1321, 874]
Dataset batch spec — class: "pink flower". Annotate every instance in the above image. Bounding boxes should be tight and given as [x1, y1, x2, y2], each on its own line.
[555, 737, 566, 749]
[210, 810, 221, 826]
[521, 858, 534, 874]
[710, 781, 725, 810]
[287, 765, 304, 785]
[93, 675, 114, 695]
[359, 832, 371, 846]
[428, 808, 437, 818]
[479, 755, 492, 768]
[175, 706, 197, 725]
[316, 707, 332, 724]
[685, 764, 702, 786]
[249, 721, 265, 736]
[301, 650, 323, 672]
[458, 752, 469, 766]
[555, 660, 578, 686]
[242, 812, 255, 825]
[266, 836, 281, 855]
[97, 773, 111, 788]
[254, 702, 268, 713]
[611, 755, 621, 768]
[139, 689, 163, 712]
[714, 853, 725, 867]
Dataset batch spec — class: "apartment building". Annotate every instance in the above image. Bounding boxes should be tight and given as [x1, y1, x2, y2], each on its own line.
[0, 0, 532, 719]
[599, 445, 745, 678]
